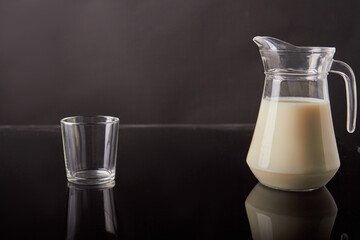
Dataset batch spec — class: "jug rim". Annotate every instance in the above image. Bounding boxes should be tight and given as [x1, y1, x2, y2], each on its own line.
[258, 47, 335, 53]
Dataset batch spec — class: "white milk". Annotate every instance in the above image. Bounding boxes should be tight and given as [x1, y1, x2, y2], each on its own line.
[247, 97, 340, 190]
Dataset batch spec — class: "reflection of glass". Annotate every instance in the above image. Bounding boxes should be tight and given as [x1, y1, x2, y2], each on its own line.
[245, 183, 337, 240]
[66, 182, 118, 240]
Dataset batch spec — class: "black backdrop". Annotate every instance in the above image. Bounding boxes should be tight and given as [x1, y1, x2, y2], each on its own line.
[1, 0, 359, 140]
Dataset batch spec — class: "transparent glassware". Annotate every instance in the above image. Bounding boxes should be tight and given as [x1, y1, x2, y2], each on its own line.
[61, 116, 119, 185]
[66, 182, 118, 240]
[247, 36, 357, 191]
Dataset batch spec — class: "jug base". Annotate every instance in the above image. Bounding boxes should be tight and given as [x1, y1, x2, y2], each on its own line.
[259, 183, 321, 192]
[249, 167, 338, 192]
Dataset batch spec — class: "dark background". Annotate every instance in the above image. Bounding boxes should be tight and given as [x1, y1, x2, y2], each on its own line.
[1, 0, 359, 138]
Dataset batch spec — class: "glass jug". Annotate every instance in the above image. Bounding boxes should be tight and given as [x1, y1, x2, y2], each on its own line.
[247, 36, 357, 191]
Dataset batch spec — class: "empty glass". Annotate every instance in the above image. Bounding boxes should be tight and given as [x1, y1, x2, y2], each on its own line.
[61, 116, 119, 185]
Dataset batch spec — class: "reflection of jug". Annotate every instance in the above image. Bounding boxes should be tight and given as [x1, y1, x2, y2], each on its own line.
[66, 182, 118, 240]
[247, 36, 357, 191]
[245, 184, 337, 240]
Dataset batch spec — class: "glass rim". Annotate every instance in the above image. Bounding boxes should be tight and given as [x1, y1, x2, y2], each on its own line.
[61, 115, 119, 125]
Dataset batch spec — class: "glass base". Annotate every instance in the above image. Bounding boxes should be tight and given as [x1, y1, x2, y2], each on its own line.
[67, 169, 115, 185]
[248, 166, 338, 192]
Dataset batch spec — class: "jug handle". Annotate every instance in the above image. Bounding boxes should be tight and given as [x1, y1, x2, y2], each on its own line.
[329, 60, 357, 133]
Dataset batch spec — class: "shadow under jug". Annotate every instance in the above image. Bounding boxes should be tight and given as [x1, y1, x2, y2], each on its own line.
[245, 183, 337, 240]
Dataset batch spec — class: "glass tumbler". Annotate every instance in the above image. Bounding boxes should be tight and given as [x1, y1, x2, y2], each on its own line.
[61, 116, 119, 185]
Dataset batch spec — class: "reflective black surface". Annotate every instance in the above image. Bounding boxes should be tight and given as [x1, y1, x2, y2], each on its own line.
[0, 125, 359, 239]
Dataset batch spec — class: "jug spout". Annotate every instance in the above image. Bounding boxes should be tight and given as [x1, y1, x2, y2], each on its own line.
[253, 36, 297, 51]
[253, 36, 335, 75]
